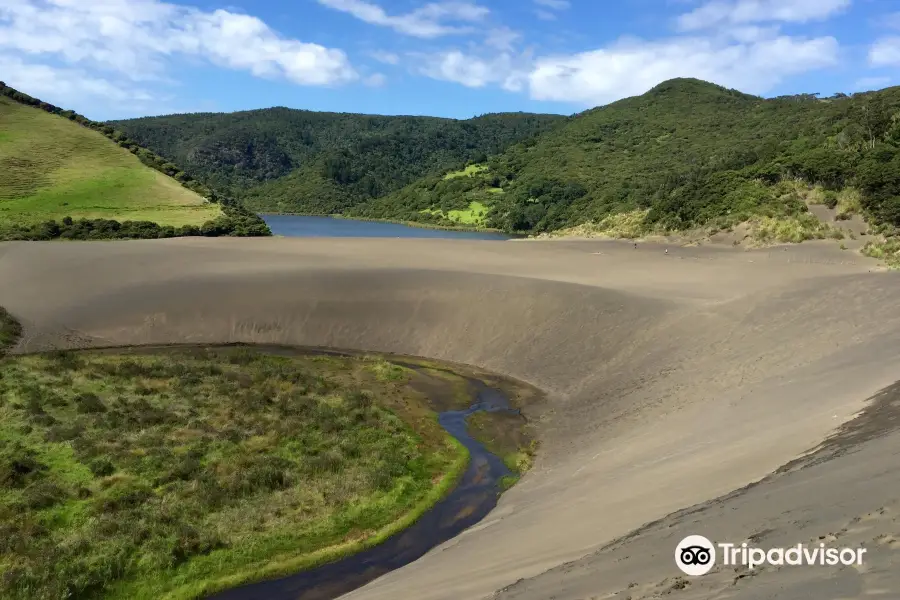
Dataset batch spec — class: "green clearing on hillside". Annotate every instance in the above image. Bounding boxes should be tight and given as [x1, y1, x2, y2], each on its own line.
[0, 96, 222, 227]
[422, 200, 490, 226]
[443, 164, 489, 180]
[0, 347, 467, 600]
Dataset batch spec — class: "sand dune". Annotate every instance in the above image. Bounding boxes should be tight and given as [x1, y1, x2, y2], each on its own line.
[1, 237, 898, 600]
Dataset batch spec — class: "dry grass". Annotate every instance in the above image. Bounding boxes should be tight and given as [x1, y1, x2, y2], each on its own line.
[862, 238, 900, 268]
[544, 210, 655, 239]
[746, 214, 845, 246]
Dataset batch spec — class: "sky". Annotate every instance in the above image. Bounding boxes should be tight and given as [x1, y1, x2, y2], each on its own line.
[1, 0, 899, 120]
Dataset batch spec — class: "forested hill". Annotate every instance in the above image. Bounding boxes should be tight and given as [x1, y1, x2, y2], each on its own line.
[109, 109, 567, 215]
[352, 78, 900, 243]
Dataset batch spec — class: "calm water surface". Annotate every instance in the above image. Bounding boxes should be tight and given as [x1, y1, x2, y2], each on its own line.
[262, 215, 511, 240]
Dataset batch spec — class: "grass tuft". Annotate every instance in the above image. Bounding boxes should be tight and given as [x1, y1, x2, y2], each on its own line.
[862, 238, 900, 268]
[0, 307, 22, 355]
[747, 214, 845, 245]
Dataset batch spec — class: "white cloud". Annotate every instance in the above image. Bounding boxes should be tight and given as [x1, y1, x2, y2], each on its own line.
[870, 37, 900, 66]
[416, 50, 528, 91]
[0, 55, 152, 104]
[0, 0, 357, 87]
[485, 26, 522, 52]
[533, 0, 568, 21]
[534, 0, 570, 9]
[316, 0, 489, 38]
[369, 50, 400, 65]
[853, 76, 891, 91]
[364, 72, 387, 86]
[528, 33, 840, 105]
[677, 0, 851, 31]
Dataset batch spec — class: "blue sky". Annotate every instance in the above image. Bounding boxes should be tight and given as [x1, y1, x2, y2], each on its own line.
[1, 0, 899, 120]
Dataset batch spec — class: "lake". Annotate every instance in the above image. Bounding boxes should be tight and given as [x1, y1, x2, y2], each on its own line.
[262, 215, 511, 240]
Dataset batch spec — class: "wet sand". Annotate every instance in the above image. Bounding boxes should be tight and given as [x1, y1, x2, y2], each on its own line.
[2, 237, 899, 600]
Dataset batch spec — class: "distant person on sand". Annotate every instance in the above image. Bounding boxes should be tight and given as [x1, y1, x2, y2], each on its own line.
[665, 248, 668, 254]
[634, 242, 637, 249]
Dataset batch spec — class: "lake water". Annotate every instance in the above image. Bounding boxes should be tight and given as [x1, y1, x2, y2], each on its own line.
[262, 215, 511, 240]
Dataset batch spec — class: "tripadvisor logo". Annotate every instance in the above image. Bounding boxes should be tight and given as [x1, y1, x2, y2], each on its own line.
[675, 535, 716, 576]
[675, 534, 867, 576]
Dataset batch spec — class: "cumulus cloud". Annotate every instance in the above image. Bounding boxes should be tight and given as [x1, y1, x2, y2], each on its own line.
[0, 0, 357, 86]
[869, 37, 900, 67]
[316, 0, 489, 38]
[677, 0, 851, 31]
[415, 50, 528, 91]
[527, 33, 839, 105]
[0, 54, 152, 103]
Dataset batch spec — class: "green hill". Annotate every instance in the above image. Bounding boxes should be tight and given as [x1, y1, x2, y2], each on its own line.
[0, 83, 271, 240]
[109, 109, 567, 215]
[351, 79, 900, 246]
[0, 96, 222, 227]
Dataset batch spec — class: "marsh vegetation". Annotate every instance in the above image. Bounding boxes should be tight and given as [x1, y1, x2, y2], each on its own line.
[0, 348, 471, 599]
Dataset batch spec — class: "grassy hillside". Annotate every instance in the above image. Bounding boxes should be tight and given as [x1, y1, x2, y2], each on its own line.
[0, 96, 221, 227]
[351, 79, 900, 252]
[109, 109, 567, 215]
[0, 83, 271, 240]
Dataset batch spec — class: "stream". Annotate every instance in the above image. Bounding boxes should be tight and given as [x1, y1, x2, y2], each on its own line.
[208, 366, 519, 600]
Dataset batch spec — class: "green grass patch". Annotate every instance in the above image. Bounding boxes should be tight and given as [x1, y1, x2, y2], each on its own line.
[363, 356, 408, 382]
[446, 200, 489, 225]
[465, 411, 537, 487]
[421, 200, 490, 227]
[862, 238, 900, 267]
[442, 163, 489, 180]
[835, 187, 863, 219]
[0, 307, 22, 355]
[0, 97, 221, 227]
[0, 348, 467, 600]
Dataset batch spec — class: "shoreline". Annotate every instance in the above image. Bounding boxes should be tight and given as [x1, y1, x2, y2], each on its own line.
[258, 212, 511, 235]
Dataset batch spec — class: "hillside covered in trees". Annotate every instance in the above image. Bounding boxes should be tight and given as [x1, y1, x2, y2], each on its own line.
[109, 109, 567, 215]
[352, 79, 900, 244]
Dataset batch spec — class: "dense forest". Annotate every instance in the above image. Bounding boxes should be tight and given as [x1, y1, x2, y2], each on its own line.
[109, 109, 567, 214]
[110, 78, 900, 256]
[353, 79, 900, 241]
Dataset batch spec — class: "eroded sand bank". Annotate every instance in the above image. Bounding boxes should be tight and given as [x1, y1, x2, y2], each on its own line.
[2, 238, 898, 600]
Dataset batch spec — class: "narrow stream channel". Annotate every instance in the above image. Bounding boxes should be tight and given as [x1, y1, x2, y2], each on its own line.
[208, 366, 519, 600]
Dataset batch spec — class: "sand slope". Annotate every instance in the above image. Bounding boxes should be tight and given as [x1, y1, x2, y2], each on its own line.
[1, 238, 898, 600]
